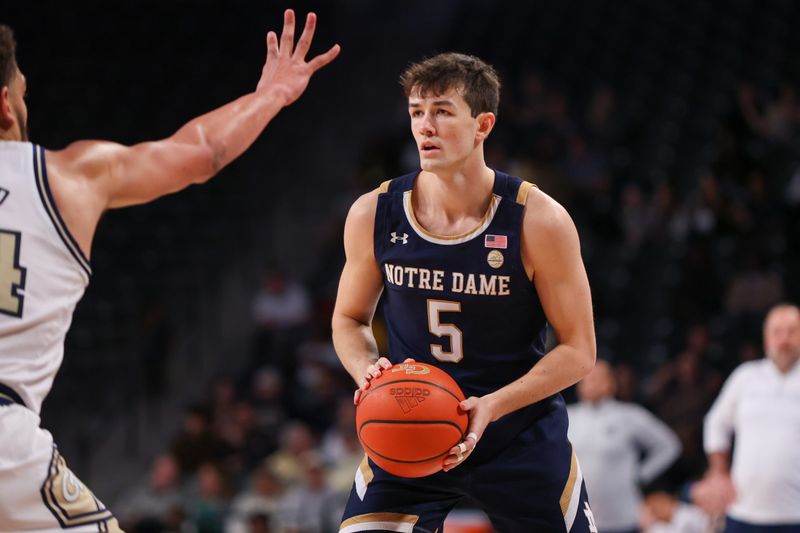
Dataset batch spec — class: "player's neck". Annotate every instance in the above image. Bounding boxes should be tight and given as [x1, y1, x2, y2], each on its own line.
[416, 162, 494, 221]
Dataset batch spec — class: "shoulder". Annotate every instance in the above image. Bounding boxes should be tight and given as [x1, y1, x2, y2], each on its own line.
[520, 186, 576, 236]
[727, 359, 766, 383]
[46, 140, 124, 180]
[346, 188, 381, 226]
[342, 187, 383, 258]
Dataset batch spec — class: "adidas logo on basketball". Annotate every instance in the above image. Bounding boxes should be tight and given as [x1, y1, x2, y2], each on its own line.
[390, 387, 430, 413]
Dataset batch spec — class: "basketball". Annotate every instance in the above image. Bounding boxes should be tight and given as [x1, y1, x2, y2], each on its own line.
[356, 361, 469, 478]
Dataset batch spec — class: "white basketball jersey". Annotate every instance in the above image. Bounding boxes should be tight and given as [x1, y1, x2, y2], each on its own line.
[0, 141, 91, 414]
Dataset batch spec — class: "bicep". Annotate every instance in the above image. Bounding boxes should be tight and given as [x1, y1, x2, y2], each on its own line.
[333, 192, 384, 326]
[526, 201, 595, 351]
[54, 137, 217, 210]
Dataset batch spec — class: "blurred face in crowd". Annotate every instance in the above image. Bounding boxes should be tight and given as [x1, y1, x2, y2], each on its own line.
[408, 86, 494, 174]
[150, 454, 179, 491]
[1, 66, 28, 141]
[577, 359, 616, 403]
[764, 304, 800, 373]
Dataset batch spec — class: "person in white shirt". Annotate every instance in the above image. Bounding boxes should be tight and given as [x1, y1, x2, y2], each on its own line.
[568, 360, 682, 533]
[698, 303, 800, 532]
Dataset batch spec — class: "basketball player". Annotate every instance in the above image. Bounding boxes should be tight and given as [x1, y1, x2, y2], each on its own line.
[332, 53, 597, 532]
[0, 11, 338, 532]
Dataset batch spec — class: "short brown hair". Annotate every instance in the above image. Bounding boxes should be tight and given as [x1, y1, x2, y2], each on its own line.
[400, 52, 500, 117]
[0, 25, 17, 88]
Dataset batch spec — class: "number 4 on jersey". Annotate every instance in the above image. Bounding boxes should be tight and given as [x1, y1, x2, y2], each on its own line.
[0, 230, 26, 317]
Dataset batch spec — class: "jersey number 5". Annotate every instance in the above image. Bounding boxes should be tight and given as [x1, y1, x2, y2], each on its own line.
[427, 299, 463, 362]
[0, 230, 26, 317]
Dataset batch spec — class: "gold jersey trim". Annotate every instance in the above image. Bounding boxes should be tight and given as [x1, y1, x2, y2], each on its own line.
[340, 512, 419, 533]
[515, 180, 537, 205]
[403, 190, 501, 245]
[559, 448, 583, 531]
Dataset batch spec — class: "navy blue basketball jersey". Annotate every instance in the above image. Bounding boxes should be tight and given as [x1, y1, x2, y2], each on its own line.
[373, 170, 566, 462]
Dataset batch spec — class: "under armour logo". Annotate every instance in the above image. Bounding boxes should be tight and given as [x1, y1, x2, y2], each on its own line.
[0, 188, 8, 206]
[390, 232, 408, 244]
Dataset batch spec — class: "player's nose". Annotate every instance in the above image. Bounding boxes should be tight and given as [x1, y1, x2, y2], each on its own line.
[418, 113, 436, 136]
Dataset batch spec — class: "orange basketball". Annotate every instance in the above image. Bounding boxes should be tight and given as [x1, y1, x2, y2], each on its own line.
[356, 362, 469, 478]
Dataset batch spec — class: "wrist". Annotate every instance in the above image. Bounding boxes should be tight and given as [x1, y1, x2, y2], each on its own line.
[255, 85, 291, 109]
[483, 393, 503, 422]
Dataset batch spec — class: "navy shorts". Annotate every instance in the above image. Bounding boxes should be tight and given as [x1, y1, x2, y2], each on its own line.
[339, 406, 595, 533]
[725, 517, 800, 533]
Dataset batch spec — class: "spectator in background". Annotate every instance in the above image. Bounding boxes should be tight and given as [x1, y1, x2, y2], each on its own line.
[220, 400, 276, 474]
[737, 83, 798, 147]
[569, 360, 681, 533]
[640, 492, 711, 533]
[278, 451, 343, 533]
[249, 366, 288, 447]
[319, 398, 364, 496]
[648, 325, 721, 481]
[696, 303, 800, 530]
[225, 467, 284, 533]
[251, 269, 312, 372]
[185, 462, 230, 533]
[724, 251, 784, 316]
[113, 453, 184, 533]
[264, 421, 316, 487]
[170, 405, 232, 476]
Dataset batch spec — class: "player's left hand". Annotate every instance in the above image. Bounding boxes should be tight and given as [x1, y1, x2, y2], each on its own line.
[442, 395, 493, 471]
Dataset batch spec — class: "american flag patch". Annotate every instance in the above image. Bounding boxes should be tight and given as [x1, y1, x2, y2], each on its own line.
[485, 234, 507, 249]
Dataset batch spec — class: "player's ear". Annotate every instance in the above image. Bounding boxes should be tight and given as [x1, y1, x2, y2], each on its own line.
[475, 112, 496, 141]
[0, 86, 13, 129]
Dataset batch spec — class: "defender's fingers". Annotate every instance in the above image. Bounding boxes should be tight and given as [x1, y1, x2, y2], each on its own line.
[294, 12, 316, 59]
[279, 9, 296, 55]
[308, 44, 341, 72]
[266, 31, 279, 60]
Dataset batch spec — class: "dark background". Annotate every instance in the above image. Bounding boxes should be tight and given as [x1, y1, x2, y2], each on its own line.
[4, 0, 800, 528]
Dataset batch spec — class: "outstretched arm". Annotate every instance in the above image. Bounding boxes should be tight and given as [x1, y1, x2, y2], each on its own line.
[46, 10, 339, 254]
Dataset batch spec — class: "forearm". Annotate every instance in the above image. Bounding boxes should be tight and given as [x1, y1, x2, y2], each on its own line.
[171, 86, 288, 181]
[332, 314, 381, 386]
[707, 451, 731, 475]
[485, 342, 594, 421]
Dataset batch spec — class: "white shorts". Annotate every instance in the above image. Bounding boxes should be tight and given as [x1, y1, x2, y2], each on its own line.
[0, 404, 123, 532]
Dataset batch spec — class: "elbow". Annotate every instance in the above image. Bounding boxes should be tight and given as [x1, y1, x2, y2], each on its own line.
[579, 341, 597, 378]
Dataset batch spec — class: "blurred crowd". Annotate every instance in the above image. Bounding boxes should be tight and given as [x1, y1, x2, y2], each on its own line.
[116, 65, 800, 533]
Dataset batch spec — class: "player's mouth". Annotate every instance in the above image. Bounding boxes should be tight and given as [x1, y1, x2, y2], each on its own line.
[420, 141, 441, 154]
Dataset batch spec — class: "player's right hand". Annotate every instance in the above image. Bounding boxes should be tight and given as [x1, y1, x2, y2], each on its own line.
[353, 357, 415, 405]
[256, 9, 340, 107]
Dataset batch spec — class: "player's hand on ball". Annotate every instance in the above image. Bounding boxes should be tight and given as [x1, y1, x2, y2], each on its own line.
[443, 395, 492, 471]
[353, 357, 416, 405]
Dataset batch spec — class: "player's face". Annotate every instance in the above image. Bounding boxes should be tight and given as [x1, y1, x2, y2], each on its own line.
[764, 307, 800, 369]
[408, 87, 493, 173]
